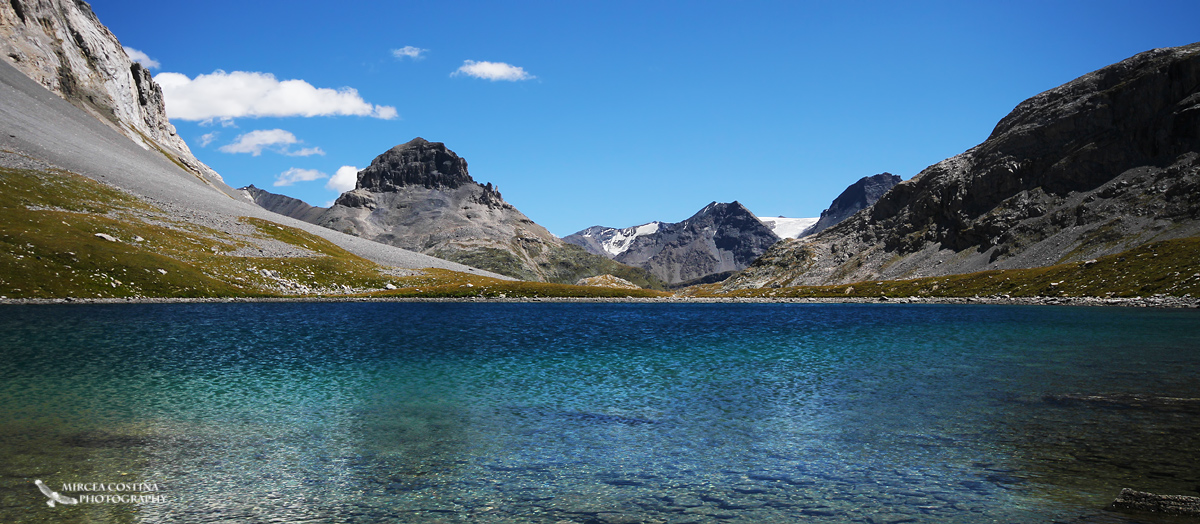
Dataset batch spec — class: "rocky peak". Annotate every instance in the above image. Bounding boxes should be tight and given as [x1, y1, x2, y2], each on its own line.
[357, 137, 475, 192]
[692, 200, 754, 220]
[563, 200, 782, 284]
[803, 173, 901, 236]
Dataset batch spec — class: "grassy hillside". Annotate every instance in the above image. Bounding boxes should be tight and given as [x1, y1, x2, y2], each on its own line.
[0, 166, 667, 299]
[363, 267, 667, 299]
[683, 236, 1200, 299]
[2, 165, 1192, 302]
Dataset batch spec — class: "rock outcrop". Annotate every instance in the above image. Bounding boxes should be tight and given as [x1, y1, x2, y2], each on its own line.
[0, 0, 226, 192]
[564, 201, 782, 284]
[317, 138, 663, 287]
[239, 184, 325, 223]
[801, 173, 901, 236]
[725, 43, 1200, 290]
[575, 274, 641, 290]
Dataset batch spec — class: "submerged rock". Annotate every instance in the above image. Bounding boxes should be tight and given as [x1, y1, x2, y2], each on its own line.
[1107, 488, 1200, 517]
[1044, 393, 1200, 413]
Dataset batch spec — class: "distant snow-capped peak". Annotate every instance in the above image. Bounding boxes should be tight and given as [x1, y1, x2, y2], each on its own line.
[579, 222, 662, 257]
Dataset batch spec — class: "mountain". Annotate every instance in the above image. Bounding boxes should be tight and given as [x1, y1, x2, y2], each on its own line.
[725, 43, 1200, 290]
[563, 201, 782, 284]
[0, 0, 225, 193]
[0, 0, 516, 300]
[239, 184, 325, 223]
[800, 173, 901, 236]
[315, 138, 664, 287]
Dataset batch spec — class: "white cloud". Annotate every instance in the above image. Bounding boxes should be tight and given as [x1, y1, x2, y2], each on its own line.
[219, 129, 296, 156]
[198, 132, 218, 147]
[452, 60, 535, 81]
[218, 129, 324, 157]
[154, 70, 399, 121]
[274, 168, 328, 187]
[289, 147, 325, 157]
[392, 46, 428, 60]
[374, 106, 399, 119]
[124, 46, 160, 69]
[200, 117, 238, 128]
[326, 165, 359, 192]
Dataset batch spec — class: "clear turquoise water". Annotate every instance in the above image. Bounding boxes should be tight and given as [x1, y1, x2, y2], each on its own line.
[1, 303, 1198, 523]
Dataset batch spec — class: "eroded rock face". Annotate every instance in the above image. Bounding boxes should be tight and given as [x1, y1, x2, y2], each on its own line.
[564, 202, 782, 284]
[356, 137, 475, 192]
[317, 138, 661, 286]
[0, 0, 224, 189]
[725, 42, 1200, 290]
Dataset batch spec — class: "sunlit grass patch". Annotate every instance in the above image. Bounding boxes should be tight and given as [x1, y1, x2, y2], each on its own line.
[689, 236, 1200, 299]
[365, 268, 669, 299]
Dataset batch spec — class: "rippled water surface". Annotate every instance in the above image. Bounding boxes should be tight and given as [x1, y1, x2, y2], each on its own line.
[1, 303, 1198, 523]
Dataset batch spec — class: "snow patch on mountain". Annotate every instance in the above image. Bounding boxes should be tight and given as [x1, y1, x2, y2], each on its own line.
[578, 222, 663, 257]
[756, 216, 819, 239]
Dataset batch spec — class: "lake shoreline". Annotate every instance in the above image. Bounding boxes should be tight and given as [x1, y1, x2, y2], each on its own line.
[2, 295, 1198, 308]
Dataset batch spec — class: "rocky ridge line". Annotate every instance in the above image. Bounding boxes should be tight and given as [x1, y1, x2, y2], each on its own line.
[801, 173, 901, 236]
[564, 201, 782, 284]
[725, 42, 1200, 290]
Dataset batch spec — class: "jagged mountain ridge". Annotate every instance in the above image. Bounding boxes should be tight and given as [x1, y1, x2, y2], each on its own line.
[567, 222, 664, 258]
[239, 184, 325, 223]
[0, 0, 226, 193]
[725, 42, 1200, 290]
[801, 173, 901, 236]
[315, 138, 664, 287]
[564, 201, 783, 284]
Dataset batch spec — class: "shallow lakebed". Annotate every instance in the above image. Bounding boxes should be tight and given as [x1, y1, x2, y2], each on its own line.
[1, 302, 1197, 523]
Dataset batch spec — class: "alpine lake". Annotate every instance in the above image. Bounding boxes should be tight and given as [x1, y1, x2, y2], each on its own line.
[1, 302, 1197, 523]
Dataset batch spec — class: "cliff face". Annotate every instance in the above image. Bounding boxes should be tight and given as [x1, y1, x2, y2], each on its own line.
[0, 0, 225, 190]
[564, 201, 782, 284]
[356, 138, 475, 192]
[317, 138, 664, 287]
[726, 42, 1200, 290]
[801, 173, 901, 236]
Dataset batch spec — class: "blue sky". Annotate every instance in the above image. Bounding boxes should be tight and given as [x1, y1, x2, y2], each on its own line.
[93, 1, 1199, 236]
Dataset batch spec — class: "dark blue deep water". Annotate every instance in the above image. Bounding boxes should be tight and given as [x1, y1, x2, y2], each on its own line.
[1, 303, 1198, 523]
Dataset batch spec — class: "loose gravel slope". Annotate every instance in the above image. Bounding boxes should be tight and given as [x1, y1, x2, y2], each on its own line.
[0, 60, 510, 279]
